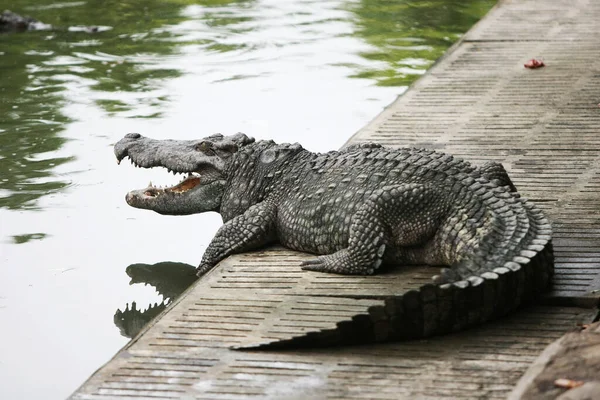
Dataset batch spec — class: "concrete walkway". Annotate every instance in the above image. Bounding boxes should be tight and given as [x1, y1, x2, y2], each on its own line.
[72, 0, 600, 398]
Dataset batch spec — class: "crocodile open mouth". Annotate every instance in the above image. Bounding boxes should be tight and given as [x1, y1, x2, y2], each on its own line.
[142, 174, 202, 198]
[114, 133, 234, 214]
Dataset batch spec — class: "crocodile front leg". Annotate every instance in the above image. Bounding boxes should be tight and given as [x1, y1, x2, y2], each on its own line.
[196, 202, 277, 277]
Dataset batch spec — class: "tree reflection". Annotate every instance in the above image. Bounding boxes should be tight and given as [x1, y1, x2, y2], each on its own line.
[0, 0, 254, 210]
[346, 0, 495, 86]
[0, 0, 491, 210]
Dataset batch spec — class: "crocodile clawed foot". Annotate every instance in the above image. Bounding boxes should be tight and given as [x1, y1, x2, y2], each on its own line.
[300, 257, 334, 273]
[300, 253, 375, 275]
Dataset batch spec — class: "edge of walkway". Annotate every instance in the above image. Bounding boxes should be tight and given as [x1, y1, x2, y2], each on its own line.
[71, 0, 600, 397]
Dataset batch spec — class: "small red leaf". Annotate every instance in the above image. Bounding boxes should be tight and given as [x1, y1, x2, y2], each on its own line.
[524, 59, 545, 69]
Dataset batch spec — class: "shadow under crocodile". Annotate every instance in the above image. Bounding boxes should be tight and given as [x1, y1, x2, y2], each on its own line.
[114, 262, 197, 339]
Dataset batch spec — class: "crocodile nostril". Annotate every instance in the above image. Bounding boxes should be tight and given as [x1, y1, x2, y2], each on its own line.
[125, 133, 141, 139]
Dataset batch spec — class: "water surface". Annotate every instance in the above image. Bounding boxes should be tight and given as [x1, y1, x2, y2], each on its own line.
[0, 0, 494, 398]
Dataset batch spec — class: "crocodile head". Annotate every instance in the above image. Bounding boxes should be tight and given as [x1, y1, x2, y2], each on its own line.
[114, 132, 254, 215]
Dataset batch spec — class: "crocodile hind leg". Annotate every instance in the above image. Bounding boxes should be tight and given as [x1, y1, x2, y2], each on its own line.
[197, 201, 277, 276]
[300, 208, 387, 275]
[301, 184, 451, 275]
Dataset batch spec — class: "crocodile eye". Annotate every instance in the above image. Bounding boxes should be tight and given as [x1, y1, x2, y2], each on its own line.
[195, 141, 217, 156]
[195, 142, 210, 152]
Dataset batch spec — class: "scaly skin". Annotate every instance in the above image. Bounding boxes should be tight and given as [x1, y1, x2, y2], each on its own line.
[115, 133, 553, 340]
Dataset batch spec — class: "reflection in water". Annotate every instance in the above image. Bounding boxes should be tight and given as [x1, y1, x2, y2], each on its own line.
[0, 0, 253, 210]
[114, 262, 197, 338]
[11, 232, 49, 244]
[346, 0, 495, 86]
[0, 0, 493, 210]
[0, 42, 73, 210]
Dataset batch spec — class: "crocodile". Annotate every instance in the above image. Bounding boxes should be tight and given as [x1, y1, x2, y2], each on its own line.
[1, 10, 104, 34]
[114, 132, 553, 341]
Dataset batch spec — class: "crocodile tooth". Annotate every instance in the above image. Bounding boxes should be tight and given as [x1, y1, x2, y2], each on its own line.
[148, 181, 153, 187]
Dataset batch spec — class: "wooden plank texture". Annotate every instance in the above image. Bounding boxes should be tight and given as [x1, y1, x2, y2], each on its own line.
[72, 0, 600, 398]
[348, 0, 600, 306]
[75, 305, 595, 400]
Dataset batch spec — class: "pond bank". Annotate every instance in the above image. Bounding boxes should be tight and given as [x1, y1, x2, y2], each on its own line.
[72, 0, 600, 398]
[0, 1, 495, 398]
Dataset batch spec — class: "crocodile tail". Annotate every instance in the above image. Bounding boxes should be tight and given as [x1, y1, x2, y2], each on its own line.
[407, 190, 554, 338]
[479, 161, 518, 192]
[434, 163, 552, 283]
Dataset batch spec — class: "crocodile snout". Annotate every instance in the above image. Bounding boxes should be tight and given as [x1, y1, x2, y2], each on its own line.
[114, 133, 145, 163]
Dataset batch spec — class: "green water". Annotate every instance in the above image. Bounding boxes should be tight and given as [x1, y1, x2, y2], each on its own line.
[0, 0, 494, 398]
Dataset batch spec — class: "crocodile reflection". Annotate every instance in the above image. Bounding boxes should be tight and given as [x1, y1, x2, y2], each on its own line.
[114, 262, 197, 339]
